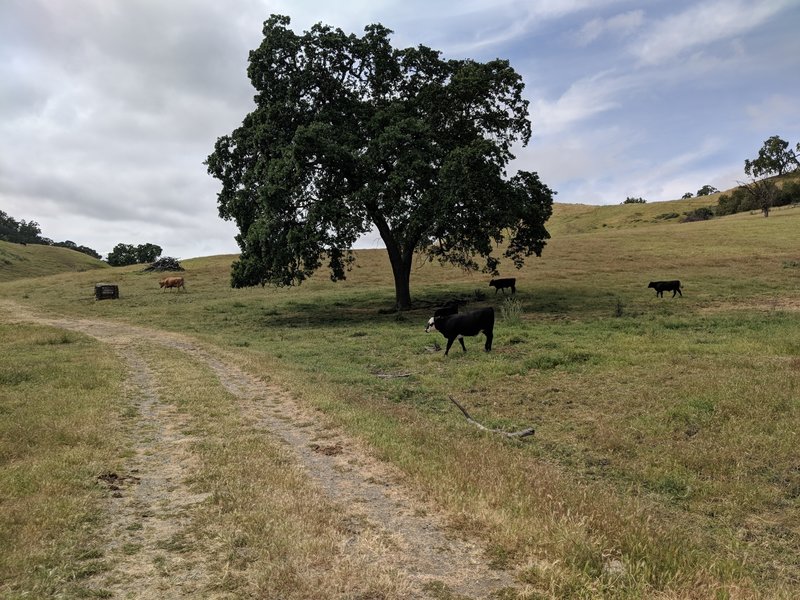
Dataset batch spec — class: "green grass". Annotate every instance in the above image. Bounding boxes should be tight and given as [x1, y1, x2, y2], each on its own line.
[2, 201, 800, 597]
[0, 323, 127, 598]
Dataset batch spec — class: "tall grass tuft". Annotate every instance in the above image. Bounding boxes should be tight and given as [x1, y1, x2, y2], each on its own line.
[500, 296, 523, 325]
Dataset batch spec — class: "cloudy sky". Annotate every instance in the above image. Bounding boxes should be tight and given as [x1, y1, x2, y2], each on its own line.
[1, 0, 798, 260]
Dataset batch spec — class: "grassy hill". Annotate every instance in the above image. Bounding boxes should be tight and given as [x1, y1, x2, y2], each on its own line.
[549, 172, 800, 236]
[548, 194, 719, 236]
[2, 196, 800, 597]
[0, 240, 109, 282]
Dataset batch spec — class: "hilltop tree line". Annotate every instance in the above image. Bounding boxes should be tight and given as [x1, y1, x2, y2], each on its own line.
[0, 210, 102, 258]
[1, 209, 168, 266]
[624, 135, 800, 219]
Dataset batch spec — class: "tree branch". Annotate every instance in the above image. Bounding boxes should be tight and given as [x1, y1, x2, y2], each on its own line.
[448, 396, 535, 439]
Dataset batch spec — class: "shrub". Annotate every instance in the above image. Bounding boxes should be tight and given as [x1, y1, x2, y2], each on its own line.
[655, 212, 680, 220]
[143, 257, 184, 272]
[681, 207, 714, 222]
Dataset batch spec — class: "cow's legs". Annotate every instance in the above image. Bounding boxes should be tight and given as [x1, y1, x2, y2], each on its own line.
[458, 337, 467, 352]
[444, 338, 455, 355]
[484, 330, 493, 352]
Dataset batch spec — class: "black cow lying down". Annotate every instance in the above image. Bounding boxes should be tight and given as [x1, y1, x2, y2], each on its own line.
[648, 280, 682, 297]
[489, 278, 516, 294]
[425, 307, 494, 355]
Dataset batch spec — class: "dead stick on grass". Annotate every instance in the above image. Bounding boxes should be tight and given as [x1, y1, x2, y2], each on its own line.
[448, 396, 535, 439]
[374, 372, 413, 379]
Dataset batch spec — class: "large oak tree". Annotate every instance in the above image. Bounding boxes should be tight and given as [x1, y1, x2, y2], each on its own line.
[206, 15, 554, 309]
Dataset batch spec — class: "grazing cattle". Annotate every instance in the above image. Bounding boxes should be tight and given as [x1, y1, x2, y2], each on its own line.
[489, 278, 516, 294]
[430, 302, 462, 343]
[425, 307, 494, 355]
[159, 276, 185, 292]
[648, 280, 682, 298]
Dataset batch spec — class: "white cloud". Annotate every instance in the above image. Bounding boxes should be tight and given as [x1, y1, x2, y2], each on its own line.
[745, 95, 800, 133]
[1, 0, 798, 259]
[573, 10, 644, 46]
[631, 0, 788, 66]
[530, 71, 630, 136]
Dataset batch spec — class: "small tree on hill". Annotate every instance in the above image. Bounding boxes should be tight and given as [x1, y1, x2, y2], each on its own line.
[696, 185, 719, 196]
[744, 135, 799, 178]
[739, 178, 777, 217]
[682, 192, 694, 199]
[206, 15, 554, 310]
[622, 196, 646, 204]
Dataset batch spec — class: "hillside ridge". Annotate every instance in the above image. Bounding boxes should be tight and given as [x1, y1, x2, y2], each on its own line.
[0, 240, 108, 282]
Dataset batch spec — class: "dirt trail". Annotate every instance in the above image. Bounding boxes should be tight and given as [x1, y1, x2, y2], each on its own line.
[2, 301, 518, 598]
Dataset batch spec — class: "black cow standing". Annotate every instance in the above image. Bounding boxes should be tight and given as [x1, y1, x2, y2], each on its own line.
[425, 307, 495, 355]
[489, 278, 516, 294]
[648, 280, 683, 297]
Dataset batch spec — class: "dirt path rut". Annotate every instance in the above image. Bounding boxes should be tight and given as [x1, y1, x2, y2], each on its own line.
[3, 302, 518, 598]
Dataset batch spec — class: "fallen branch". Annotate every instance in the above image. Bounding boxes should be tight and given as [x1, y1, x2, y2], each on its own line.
[374, 372, 413, 379]
[448, 396, 535, 439]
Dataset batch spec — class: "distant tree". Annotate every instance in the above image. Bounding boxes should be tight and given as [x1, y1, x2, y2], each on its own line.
[0, 210, 17, 241]
[744, 135, 799, 178]
[107, 243, 162, 266]
[622, 196, 646, 204]
[739, 178, 778, 217]
[681, 192, 694, 199]
[696, 185, 719, 197]
[776, 180, 800, 208]
[107, 243, 137, 266]
[206, 15, 554, 310]
[53, 240, 102, 259]
[0, 210, 45, 244]
[75, 245, 102, 259]
[716, 188, 750, 216]
[135, 243, 162, 264]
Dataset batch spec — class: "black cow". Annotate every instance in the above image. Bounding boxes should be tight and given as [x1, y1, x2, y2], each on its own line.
[489, 278, 516, 294]
[648, 280, 682, 298]
[425, 307, 495, 355]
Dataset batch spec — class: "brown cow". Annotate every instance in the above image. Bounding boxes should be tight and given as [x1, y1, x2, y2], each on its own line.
[159, 276, 185, 292]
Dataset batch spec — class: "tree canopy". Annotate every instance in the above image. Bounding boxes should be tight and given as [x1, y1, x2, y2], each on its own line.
[0, 210, 48, 245]
[206, 15, 554, 309]
[0, 210, 100, 257]
[696, 185, 719, 197]
[744, 135, 799, 178]
[107, 243, 162, 266]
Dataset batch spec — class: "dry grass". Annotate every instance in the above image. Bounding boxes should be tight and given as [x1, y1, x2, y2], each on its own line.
[0, 240, 108, 282]
[141, 345, 410, 599]
[2, 200, 800, 597]
[0, 322, 127, 598]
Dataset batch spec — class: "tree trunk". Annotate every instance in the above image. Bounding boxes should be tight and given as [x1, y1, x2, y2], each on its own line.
[370, 213, 413, 310]
[387, 245, 413, 310]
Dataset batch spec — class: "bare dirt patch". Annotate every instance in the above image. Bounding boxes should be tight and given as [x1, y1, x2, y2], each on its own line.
[1, 301, 520, 598]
